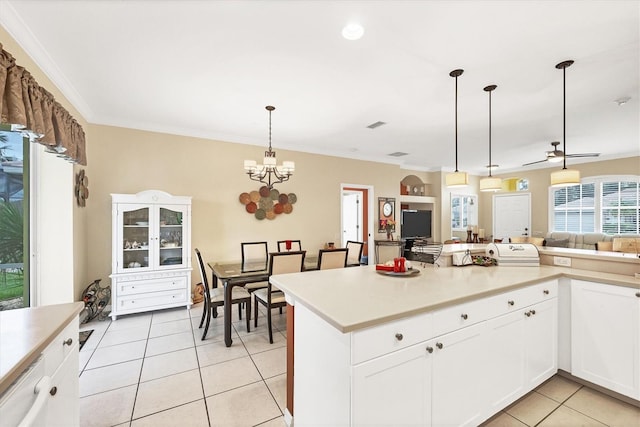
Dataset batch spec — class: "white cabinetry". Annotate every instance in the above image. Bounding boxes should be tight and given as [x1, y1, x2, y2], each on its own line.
[571, 280, 640, 400]
[352, 342, 432, 426]
[347, 281, 558, 427]
[431, 321, 487, 427]
[0, 314, 80, 426]
[110, 190, 192, 320]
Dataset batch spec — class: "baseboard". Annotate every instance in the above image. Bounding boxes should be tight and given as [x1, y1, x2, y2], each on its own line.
[556, 369, 640, 408]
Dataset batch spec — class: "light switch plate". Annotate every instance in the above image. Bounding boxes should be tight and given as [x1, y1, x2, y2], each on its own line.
[553, 256, 572, 267]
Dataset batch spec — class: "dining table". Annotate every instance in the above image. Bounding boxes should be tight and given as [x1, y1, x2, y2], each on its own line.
[207, 255, 318, 347]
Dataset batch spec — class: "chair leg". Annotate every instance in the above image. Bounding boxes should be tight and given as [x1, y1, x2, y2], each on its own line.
[245, 298, 251, 333]
[279, 306, 283, 315]
[267, 307, 274, 344]
[238, 303, 243, 320]
[201, 305, 212, 341]
[198, 299, 207, 328]
[254, 298, 259, 328]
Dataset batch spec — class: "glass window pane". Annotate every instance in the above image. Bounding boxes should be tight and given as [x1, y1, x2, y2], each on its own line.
[601, 209, 619, 234]
[0, 131, 28, 311]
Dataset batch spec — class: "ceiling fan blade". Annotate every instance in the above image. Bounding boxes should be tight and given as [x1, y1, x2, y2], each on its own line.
[522, 159, 548, 166]
[565, 153, 600, 158]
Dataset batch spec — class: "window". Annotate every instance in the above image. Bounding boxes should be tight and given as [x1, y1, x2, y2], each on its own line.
[0, 130, 29, 310]
[549, 176, 640, 235]
[451, 194, 477, 231]
[601, 180, 639, 234]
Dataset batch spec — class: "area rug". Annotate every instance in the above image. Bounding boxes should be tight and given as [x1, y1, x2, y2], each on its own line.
[79, 329, 94, 350]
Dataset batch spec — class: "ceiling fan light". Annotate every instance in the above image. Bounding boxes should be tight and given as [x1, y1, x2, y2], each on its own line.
[547, 155, 564, 163]
[551, 169, 580, 187]
[445, 171, 469, 187]
[480, 176, 502, 192]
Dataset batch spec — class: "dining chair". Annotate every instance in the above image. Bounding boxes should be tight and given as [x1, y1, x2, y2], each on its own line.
[195, 248, 251, 340]
[277, 239, 302, 252]
[254, 250, 306, 343]
[237, 241, 270, 294]
[318, 248, 348, 270]
[345, 240, 364, 266]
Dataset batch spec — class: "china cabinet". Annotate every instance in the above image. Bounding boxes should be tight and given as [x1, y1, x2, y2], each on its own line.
[110, 190, 192, 320]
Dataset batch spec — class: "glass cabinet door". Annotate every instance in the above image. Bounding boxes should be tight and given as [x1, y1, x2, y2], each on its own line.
[158, 206, 186, 269]
[121, 206, 151, 271]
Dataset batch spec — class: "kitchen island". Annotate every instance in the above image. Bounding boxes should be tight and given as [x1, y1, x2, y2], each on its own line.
[271, 264, 640, 427]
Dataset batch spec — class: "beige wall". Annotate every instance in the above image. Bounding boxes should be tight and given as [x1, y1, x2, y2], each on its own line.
[87, 124, 432, 289]
[478, 156, 640, 238]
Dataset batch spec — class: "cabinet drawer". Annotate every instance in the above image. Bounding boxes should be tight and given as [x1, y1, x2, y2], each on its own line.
[117, 288, 187, 311]
[117, 277, 187, 296]
[42, 319, 79, 377]
[487, 280, 558, 319]
[432, 297, 492, 337]
[352, 312, 433, 365]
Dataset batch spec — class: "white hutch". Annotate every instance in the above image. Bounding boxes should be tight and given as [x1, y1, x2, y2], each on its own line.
[109, 190, 192, 320]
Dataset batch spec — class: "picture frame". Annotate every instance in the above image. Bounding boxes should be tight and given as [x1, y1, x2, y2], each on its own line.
[378, 197, 395, 232]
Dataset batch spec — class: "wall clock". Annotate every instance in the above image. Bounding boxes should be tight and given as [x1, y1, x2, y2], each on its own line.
[383, 201, 393, 217]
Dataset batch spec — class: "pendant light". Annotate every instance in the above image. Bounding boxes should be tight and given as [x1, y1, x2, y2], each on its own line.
[550, 60, 580, 187]
[445, 69, 469, 187]
[480, 84, 502, 192]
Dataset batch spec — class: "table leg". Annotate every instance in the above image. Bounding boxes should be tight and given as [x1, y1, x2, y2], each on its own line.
[224, 279, 233, 347]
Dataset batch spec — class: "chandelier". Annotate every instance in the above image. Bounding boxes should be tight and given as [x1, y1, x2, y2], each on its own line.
[243, 105, 295, 189]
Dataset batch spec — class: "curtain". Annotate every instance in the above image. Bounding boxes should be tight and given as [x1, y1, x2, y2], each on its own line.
[0, 42, 86, 165]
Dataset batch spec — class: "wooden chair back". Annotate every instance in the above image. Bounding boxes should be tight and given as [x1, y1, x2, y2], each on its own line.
[277, 240, 302, 252]
[345, 240, 364, 266]
[318, 248, 348, 270]
[269, 251, 306, 275]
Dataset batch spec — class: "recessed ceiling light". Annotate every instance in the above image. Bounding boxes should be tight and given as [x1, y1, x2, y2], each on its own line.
[342, 22, 364, 40]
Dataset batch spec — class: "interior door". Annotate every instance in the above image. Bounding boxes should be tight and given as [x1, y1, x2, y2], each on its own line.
[341, 191, 362, 245]
[493, 193, 531, 242]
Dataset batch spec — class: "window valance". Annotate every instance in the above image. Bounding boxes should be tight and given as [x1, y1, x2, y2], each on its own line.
[0, 42, 86, 165]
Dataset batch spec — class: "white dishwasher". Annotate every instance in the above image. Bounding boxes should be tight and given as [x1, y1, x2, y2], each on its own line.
[0, 355, 50, 427]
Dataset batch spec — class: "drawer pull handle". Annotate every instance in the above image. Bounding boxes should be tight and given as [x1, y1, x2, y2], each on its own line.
[460, 313, 468, 320]
[63, 338, 73, 346]
[426, 346, 433, 353]
[543, 289, 549, 295]
[508, 300, 514, 306]
[436, 342, 443, 350]
[49, 386, 58, 396]
[636, 292, 640, 298]
[395, 333, 403, 341]
[530, 309, 536, 315]
[525, 311, 532, 317]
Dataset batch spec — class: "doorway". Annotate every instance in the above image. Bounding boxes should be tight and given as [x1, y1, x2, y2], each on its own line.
[492, 193, 531, 242]
[341, 184, 373, 263]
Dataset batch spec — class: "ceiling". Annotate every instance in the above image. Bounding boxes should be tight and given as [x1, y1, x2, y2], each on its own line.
[1, 0, 638, 174]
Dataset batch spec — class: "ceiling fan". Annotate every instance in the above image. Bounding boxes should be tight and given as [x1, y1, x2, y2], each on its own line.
[522, 141, 600, 166]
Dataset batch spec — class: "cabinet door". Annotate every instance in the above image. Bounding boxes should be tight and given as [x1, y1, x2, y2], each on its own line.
[157, 205, 188, 270]
[352, 342, 432, 426]
[432, 321, 487, 427]
[485, 309, 527, 413]
[47, 346, 80, 426]
[117, 204, 152, 273]
[572, 280, 640, 399]
[525, 298, 557, 388]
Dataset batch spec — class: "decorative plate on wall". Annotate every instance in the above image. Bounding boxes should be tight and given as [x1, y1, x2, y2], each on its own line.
[75, 169, 89, 207]
[238, 188, 297, 220]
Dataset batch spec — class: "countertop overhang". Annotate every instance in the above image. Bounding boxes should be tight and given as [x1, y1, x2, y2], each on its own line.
[270, 265, 639, 334]
[0, 302, 84, 396]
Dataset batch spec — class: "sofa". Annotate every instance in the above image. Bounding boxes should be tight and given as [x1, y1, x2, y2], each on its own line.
[544, 232, 640, 251]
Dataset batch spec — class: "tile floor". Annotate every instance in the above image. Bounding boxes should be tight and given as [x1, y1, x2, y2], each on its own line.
[79, 302, 288, 427]
[79, 303, 640, 427]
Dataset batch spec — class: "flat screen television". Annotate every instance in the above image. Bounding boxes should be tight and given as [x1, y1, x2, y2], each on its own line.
[401, 209, 432, 239]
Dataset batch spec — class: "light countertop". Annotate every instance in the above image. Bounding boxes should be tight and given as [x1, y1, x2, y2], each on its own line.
[0, 302, 84, 395]
[270, 265, 640, 334]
